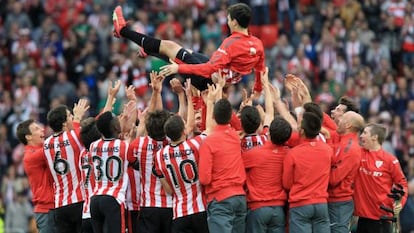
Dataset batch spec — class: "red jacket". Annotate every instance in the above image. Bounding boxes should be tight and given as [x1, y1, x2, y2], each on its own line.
[283, 139, 332, 208]
[23, 145, 54, 213]
[178, 32, 265, 92]
[242, 142, 288, 210]
[354, 148, 408, 220]
[328, 133, 361, 202]
[199, 124, 246, 202]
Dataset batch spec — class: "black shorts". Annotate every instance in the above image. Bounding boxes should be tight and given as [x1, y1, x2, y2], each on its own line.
[90, 195, 125, 233]
[172, 211, 209, 233]
[138, 207, 173, 233]
[125, 210, 139, 233]
[175, 49, 213, 91]
[54, 201, 83, 233]
[81, 218, 93, 233]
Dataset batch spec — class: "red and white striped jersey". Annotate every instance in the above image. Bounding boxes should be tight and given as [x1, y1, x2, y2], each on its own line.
[79, 149, 96, 219]
[126, 166, 140, 211]
[241, 134, 268, 153]
[90, 139, 130, 205]
[154, 135, 207, 219]
[43, 127, 85, 208]
[128, 136, 172, 208]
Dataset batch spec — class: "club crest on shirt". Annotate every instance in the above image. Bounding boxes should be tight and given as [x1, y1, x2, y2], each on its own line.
[375, 160, 383, 168]
[249, 47, 256, 55]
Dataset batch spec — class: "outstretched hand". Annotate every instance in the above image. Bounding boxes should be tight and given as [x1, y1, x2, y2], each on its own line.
[73, 99, 90, 122]
[149, 71, 165, 92]
[170, 78, 184, 94]
[160, 60, 179, 77]
[108, 80, 122, 97]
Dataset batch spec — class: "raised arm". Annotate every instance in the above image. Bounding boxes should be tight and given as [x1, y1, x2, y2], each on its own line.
[170, 78, 186, 119]
[73, 98, 90, 135]
[270, 83, 298, 131]
[148, 71, 165, 112]
[261, 67, 274, 127]
[184, 79, 195, 136]
[102, 80, 122, 114]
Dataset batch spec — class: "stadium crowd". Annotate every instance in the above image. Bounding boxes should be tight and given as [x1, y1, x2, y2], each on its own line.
[1, 0, 414, 232]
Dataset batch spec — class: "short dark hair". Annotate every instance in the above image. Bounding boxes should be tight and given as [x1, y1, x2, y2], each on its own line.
[80, 117, 101, 149]
[145, 110, 171, 141]
[339, 96, 359, 113]
[16, 119, 35, 145]
[303, 102, 323, 121]
[164, 115, 185, 142]
[269, 116, 292, 145]
[240, 106, 261, 134]
[366, 123, 387, 145]
[227, 3, 251, 28]
[213, 99, 232, 125]
[96, 111, 121, 139]
[301, 112, 322, 138]
[47, 105, 68, 132]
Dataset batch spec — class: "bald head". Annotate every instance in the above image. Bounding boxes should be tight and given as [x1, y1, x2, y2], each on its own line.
[346, 111, 365, 132]
[337, 111, 365, 135]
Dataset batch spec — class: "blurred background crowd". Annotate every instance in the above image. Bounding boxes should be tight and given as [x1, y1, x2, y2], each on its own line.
[1, 0, 414, 232]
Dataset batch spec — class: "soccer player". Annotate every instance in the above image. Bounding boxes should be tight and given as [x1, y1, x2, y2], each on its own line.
[16, 120, 54, 233]
[125, 165, 140, 233]
[282, 112, 332, 233]
[154, 115, 209, 233]
[199, 98, 247, 233]
[78, 118, 101, 233]
[89, 111, 134, 233]
[354, 123, 408, 233]
[240, 68, 273, 152]
[43, 99, 90, 233]
[328, 111, 364, 233]
[128, 109, 172, 233]
[242, 116, 292, 233]
[330, 96, 360, 125]
[153, 78, 219, 233]
[127, 70, 173, 233]
[239, 106, 268, 152]
[112, 3, 265, 92]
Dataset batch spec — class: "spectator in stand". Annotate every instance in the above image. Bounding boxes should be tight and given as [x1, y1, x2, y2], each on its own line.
[354, 123, 408, 233]
[16, 119, 55, 233]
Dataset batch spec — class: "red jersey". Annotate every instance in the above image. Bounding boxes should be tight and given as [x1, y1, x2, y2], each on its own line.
[241, 134, 268, 153]
[199, 124, 246, 203]
[242, 142, 289, 210]
[154, 135, 207, 219]
[126, 167, 140, 211]
[23, 145, 54, 213]
[80, 149, 96, 218]
[353, 148, 408, 220]
[43, 123, 84, 208]
[283, 139, 332, 208]
[328, 133, 361, 202]
[178, 32, 266, 92]
[286, 131, 326, 147]
[90, 139, 131, 205]
[128, 136, 172, 208]
[322, 113, 340, 146]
